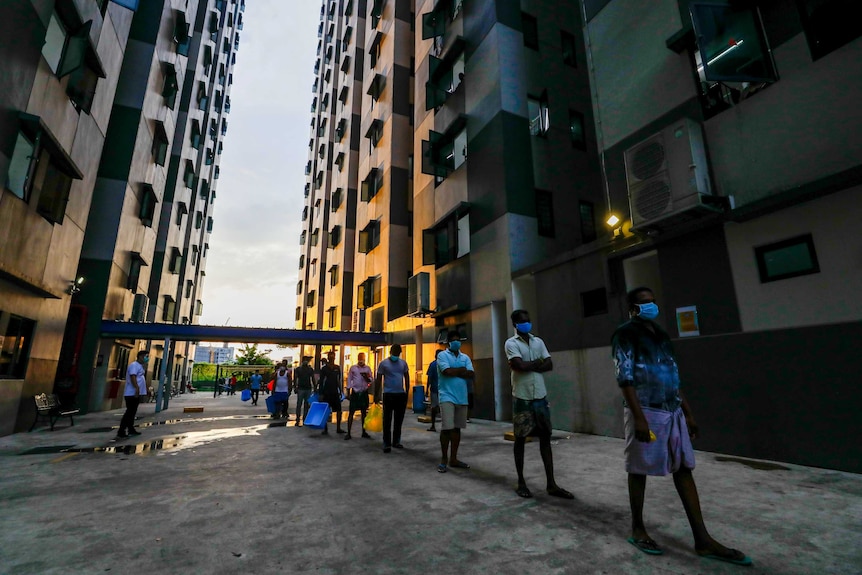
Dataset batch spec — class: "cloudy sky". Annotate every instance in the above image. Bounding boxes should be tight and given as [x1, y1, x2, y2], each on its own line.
[198, 0, 320, 330]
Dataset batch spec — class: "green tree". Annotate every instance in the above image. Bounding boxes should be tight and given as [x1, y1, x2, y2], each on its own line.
[192, 362, 217, 383]
[235, 343, 274, 366]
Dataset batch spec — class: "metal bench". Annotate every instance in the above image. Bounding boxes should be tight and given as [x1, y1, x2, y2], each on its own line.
[29, 393, 80, 431]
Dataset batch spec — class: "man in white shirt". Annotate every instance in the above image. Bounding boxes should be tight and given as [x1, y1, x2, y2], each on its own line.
[344, 352, 373, 440]
[504, 309, 573, 500]
[117, 350, 148, 440]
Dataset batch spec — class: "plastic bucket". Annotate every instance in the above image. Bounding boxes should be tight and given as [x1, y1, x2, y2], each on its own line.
[304, 402, 332, 429]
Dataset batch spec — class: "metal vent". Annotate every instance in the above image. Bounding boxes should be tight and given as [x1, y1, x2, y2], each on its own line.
[630, 141, 665, 181]
[634, 180, 672, 220]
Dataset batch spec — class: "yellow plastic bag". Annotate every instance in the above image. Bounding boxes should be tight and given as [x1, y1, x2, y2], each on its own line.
[364, 403, 383, 432]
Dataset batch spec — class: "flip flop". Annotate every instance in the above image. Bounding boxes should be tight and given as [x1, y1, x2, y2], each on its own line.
[449, 461, 470, 469]
[627, 537, 663, 555]
[698, 550, 752, 566]
[437, 464, 448, 473]
[547, 487, 574, 499]
[515, 485, 533, 498]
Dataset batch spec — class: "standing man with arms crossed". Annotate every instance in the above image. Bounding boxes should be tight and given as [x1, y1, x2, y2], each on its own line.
[116, 350, 148, 440]
[375, 344, 410, 453]
[612, 287, 751, 566]
[435, 331, 473, 473]
[505, 310, 573, 500]
[344, 352, 373, 440]
[318, 351, 345, 435]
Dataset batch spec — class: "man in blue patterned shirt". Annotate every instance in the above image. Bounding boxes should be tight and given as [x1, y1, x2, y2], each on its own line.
[612, 287, 751, 566]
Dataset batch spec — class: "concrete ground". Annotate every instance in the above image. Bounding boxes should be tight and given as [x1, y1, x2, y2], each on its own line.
[1, 393, 860, 575]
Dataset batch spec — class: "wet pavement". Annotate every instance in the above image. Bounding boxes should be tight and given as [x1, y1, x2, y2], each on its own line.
[1, 393, 860, 574]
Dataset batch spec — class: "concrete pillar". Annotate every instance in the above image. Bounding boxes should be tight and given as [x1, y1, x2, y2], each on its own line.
[155, 336, 171, 413]
[491, 300, 509, 421]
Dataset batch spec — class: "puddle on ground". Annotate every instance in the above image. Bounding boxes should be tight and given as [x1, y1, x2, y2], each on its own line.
[85, 415, 272, 434]
[64, 424, 272, 456]
[18, 445, 77, 455]
[714, 456, 791, 471]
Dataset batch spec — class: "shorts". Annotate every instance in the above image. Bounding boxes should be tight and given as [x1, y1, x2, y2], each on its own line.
[440, 402, 467, 430]
[512, 397, 552, 438]
[349, 390, 370, 411]
[624, 406, 695, 476]
[323, 393, 342, 413]
[429, 391, 439, 409]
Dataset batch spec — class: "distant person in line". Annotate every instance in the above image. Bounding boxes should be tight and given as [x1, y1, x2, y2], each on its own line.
[318, 351, 345, 435]
[117, 350, 148, 440]
[505, 309, 573, 500]
[435, 331, 473, 473]
[293, 356, 315, 426]
[230, 375, 237, 395]
[425, 349, 442, 432]
[375, 344, 410, 453]
[272, 362, 291, 419]
[249, 370, 262, 406]
[344, 352, 373, 440]
[612, 287, 751, 566]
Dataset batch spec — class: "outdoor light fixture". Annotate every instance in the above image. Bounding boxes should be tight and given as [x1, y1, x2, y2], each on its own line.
[606, 214, 621, 228]
[67, 276, 85, 296]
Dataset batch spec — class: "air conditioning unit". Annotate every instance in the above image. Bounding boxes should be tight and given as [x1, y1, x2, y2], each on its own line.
[351, 309, 365, 332]
[407, 272, 430, 315]
[624, 118, 721, 231]
[131, 294, 148, 322]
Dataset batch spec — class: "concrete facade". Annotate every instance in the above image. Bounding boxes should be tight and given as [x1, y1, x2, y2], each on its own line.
[0, 0, 134, 434]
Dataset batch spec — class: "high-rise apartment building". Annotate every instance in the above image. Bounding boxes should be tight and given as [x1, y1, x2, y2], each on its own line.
[0, 0, 247, 434]
[0, 0, 135, 434]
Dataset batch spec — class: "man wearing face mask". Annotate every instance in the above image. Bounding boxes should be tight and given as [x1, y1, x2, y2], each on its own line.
[116, 349, 148, 440]
[293, 356, 315, 426]
[375, 344, 410, 453]
[435, 331, 474, 473]
[345, 353, 374, 440]
[611, 287, 751, 566]
[505, 310, 573, 499]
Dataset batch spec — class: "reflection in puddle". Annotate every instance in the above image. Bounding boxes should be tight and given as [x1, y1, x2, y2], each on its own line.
[65, 424, 272, 456]
[85, 415, 272, 434]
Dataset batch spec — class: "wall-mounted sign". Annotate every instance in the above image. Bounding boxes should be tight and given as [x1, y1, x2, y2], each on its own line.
[676, 306, 700, 337]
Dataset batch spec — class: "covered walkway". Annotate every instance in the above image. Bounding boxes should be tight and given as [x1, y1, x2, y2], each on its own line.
[100, 321, 390, 411]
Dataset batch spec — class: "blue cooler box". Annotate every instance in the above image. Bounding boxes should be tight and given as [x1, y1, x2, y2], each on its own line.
[304, 402, 331, 429]
[412, 385, 425, 413]
[265, 394, 276, 414]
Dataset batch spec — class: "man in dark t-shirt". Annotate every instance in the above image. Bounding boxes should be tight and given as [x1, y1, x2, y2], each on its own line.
[293, 357, 315, 426]
[318, 351, 344, 435]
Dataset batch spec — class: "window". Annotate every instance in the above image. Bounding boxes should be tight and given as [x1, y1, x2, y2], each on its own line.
[581, 288, 608, 317]
[311, 228, 320, 246]
[424, 46, 465, 110]
[422, 211, 470, 267]
[569, 109, 585, 149]
[341, 55, 351, 74]
[361, 167, 383, 201]
[169, 248, 183, 274]
[798, 0, 862, 61]
[358, 220, 381, 253]
[365, 119, 384, 149]
[153, 121, 169, 165]
[755, 234, 820, 283]
[329, 225, 342, 247]
[195, 300, 203, 316]
[367, 73, 386, 102]
[5, 115, 84, 224]
[579, 200, 596, 243]
[127, 253, 147, 291]
[528, 92, 550, 136]
[200, 180, 210, 200]
[302, 207, 309, 222]
[327, 306, 338, 329]
[306, 291, 317, 307]
[173, 10, 191, 55]
[421, 0, 463, 39]
[185, 280, 194, 299]
[297, 280, 303, 295]
[535, 190, 554, 238]
[310, 258, 317, 276]
[184, 160, 196, 188]
[162, 296, 176, 322]
[43, 13, 107, 114]
[342, 26, 353, 51]
[42, 12, 68, 73]
[329, 265, 339, 286]
[369, 31, 383, 68]
[299, 255, 305, 269]
[335, 152, 345, 171]
[0, 313, 36, 379]
[370, 0, 385, 28]
[296, 307, 302, 321]
[195, 211, 203, 229]
[331, 188, 343, 211]
[522, 12, 539, 50]
[191, 245, 199, 265]
[300, 230, 307, 245]
[207, 216, 213, 232]
[175, 201, 187, 226]
[561, 30, 577, 66]
[139, 184, 158, 227]
[357, 276, 382, 309]
[421, 118, 467, 180]
[190, 120, 202, 149]
[197, 82, 209, 110]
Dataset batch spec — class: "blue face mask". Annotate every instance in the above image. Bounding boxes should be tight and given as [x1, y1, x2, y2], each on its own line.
[449, 341, 461, 352]
[515, 322, 532, 334]
[636, 302, 659, 320]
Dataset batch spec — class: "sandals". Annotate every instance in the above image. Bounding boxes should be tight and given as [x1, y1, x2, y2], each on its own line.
[449, 461, 470, 469]
[515, 485, 533, 498]
[437, 464, 448, 473]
